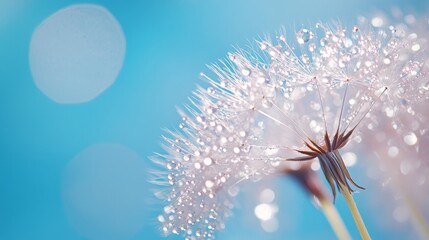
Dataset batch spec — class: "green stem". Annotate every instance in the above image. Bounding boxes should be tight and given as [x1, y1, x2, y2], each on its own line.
[341, 184, 371, 240]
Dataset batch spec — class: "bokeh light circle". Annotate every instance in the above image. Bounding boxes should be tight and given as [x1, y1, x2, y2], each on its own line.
[62, 143, 146, 240]
[29, 4, 126, 103]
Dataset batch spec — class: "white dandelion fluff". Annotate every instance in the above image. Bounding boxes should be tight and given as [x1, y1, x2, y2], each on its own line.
[153, 13, 429, 239]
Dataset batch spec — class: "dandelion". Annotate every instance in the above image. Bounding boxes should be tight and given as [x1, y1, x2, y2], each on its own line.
[153, 14, 429, 239]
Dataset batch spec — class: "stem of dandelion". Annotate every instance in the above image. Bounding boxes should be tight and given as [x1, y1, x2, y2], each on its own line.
[289, 168, 351, 240]
[319, 197, 351, 240]
[340, 184, 371, 240]
[380, 156, 429, 238]
[403, 193, 429, 239]
[393, 177, 429, 239]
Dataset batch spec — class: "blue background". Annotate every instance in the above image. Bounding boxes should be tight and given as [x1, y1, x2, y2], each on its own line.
[1, 0, 428, 239]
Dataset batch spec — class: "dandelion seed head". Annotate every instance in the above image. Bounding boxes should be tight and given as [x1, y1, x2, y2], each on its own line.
[153, 12, 429, 238]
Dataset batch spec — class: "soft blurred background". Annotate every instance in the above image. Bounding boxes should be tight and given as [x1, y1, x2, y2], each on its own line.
[1, 0, 428, 239]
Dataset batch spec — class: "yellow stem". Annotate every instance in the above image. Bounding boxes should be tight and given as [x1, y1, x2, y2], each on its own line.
[389, 172, 429, 238]
[319, 197, 352, 240]
[341, 184, 371, 240]
[396, 184, 429, 239]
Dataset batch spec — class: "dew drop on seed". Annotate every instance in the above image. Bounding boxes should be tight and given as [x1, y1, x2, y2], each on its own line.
[301, 54, 310, 64]
[203, 157, 213, 166]
[241, 68, 251, 76]
[296, 29, 312, 44]
[205, 180, 214, 188]
[233, 147, 241, 154]
[194, 162, 201, 169]
[308, 43, 316, 52]
[262, 99, 273, 108]
[207, 87, 215, 94]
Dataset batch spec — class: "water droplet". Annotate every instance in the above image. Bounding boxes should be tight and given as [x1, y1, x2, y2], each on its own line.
[308, 43, 316, 52]
[207, 87, 215, 94]
[158, 215, 165, 223]
[205, 180, 214, 188]
[241, 68, 251, 76]
[383, 58, 391, 65]
[371, 17, 384, 27]
[403, 132, 417, 145]
[194, 162, 201, 169]
[350, 46, 360, 55]
[409, 61, 421, 76]
[352, 25, 359, 32]
[365, 61, 373, 67]
[196, 115, 206, 123]
[164, 205, 173, 213]
[270, 160, 280, 167]
[183, 154, 191, 161]
[296, 29, 313, 44]
[320, 37, 328, 46]
[262, 99, 273, 108]
[384, 107, 395, 117]
[239, 131, 246, 137]
[233, 147, 241, 154]
[265, 147, 279, 155]
[343, 38, 353, 48]
[203, 157, 213, 166]
[205, 106, 216, 115]
[301, 54, 310, 64]
[411, 43, 420, 52]
[166, 162, 174, 170]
